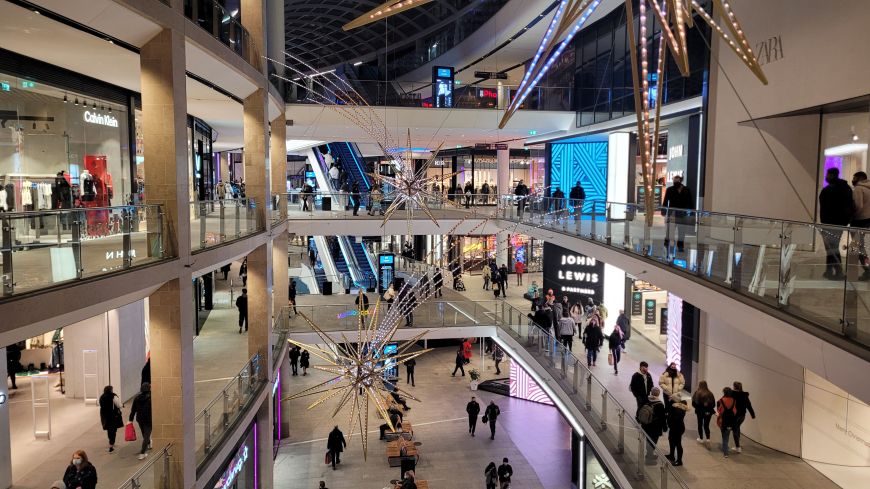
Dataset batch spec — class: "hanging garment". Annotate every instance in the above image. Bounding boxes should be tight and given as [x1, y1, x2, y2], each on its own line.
[20, 180, 33, 206]
[4, 183, 15, 210]
[0, 189, 7, 211]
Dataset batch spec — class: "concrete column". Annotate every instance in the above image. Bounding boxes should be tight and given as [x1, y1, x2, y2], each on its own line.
[0, 348, 10, 489]
[141, 28, 190, 258]
[244, 89, 270, 228]
[272, 233, 289, 317]
[241, 0, 266, 68]
[255, 396, 274, 489]
[149, 279, 195, 489]
[270, 112, 287, 220]
[279, 356, 291, 439]
[497, 230, 509, 269]
[497, 148, 511, 198]
[247, 243, 272, 365]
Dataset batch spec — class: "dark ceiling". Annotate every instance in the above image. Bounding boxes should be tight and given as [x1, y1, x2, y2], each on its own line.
[283, 0, 472, 73]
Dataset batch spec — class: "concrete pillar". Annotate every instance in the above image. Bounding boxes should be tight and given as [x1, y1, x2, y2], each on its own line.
[141, 28, 190, 258]
[497, 148, 511, 199]
[244, 89, 270, 228]
[0, 348, 10, 489]
[255, 398, 274, 489]
[270, 112, 287, 220]
[149, 279, 195, 489]
[247, 244, 272, 366]
[265, 0, 285, 63]
[279, 356, 291, 438]
[272, 233, 289, 317]
[241, 0, 266, 69]
[141, 28, 194, 489]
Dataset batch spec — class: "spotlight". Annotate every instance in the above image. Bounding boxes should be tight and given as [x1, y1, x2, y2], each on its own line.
[32, 122, 36, 129]
[63, 94, 68, 103]
[92, 101, 97, 110]
[74, 98, 79, 106]
[108, 107, 112, 113]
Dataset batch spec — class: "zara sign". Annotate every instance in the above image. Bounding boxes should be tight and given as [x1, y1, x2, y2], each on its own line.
[542, 242, 605, 303]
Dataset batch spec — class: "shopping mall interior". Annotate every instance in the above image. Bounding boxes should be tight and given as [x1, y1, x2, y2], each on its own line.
[0, 1, 868, 488]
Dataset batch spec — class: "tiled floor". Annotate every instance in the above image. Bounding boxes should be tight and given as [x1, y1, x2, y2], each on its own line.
[273, 347, 572, 489]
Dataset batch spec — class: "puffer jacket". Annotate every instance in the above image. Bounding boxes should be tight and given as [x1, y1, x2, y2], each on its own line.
[659, 370, 686, 398]
[854, 180, 870, 221]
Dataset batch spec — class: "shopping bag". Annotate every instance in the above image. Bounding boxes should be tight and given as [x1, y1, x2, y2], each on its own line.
[125, 422, 137, 442]
[607, 353, 613, 366]
[325, 451, 331, 465]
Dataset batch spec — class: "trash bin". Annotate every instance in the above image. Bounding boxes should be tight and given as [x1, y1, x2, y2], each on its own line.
[322, 280, 332, 295]
[322, 196, 331, 211]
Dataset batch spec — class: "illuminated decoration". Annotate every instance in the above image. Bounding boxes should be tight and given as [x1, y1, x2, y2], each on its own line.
[666, 292, 683, 366]
[284, 291, 432, 458]
[343, 0, 435, 31]
[336, 309, 371, 319]
[549, 142, 607, 213]
[503, 0, 768, 222]
[510, 361, 553, 405]
[216, 444, 249, 489]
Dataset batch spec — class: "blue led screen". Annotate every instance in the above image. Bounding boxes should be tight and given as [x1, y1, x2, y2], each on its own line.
[549, 142, 608, 212]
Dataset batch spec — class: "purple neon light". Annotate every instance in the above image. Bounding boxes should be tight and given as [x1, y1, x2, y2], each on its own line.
[253, 421, 258, 489]
[824, 156, 843, 175]
[514, 0, 603, 109]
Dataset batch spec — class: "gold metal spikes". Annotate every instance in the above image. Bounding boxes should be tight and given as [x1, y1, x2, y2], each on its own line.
[284, 293, 432, 458]
[343, 0, 435, 31]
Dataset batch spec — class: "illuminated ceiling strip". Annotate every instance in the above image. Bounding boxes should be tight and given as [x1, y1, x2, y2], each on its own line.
[343, 0, 435, 31]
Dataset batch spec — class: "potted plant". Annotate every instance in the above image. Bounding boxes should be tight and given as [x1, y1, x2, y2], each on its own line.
[469, 369, 481, 390]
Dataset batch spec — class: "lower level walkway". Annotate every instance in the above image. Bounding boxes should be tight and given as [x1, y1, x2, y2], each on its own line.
[274, 347, 572, 489]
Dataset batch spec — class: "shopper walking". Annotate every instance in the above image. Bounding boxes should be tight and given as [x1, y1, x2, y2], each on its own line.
[691, 380, 715, 443]
[616, 310, 631, 350]
[661, 175, 695, 255]
[731, 381, 756, 454]
[499, 264, 509, 295]
[484, 401, 501, 440]
[466, 396, 481, 436]
[659, 362, 686, 411]
[368, 185, 384, 215]
[493, 347, 504, 375]
[484, 461, 498, 489]
[851, 171, 870, 280]
[717, 387, 738, 458]
[581, 319, 603, 366]
[451, 348, 466, 377]
[220, 263, 231, 280]
[63, 450, 97, 489]
[433, 268, 444, 297]
[497, 458, 513, 488]
[288, 279, 298, 314]
[491, 273, 501, 298]
[638, 387, 666, 463]
[98, 386, 124, 453]
[666, 394, 689, 466]
[630, 362, 654, 411]
[354, 291, 370, 312]
[404, 358, 416, 387]
[300, 349, 310, 376]
[236, 288, 248, 334]
[483, 269, 491, 290]
[129, 382, 152, 460]
[557, 309, 577, 351]
[6, 342, 21, 389]
[514, 261, 524, 286]
[819, 167, 853, 279]
[402, 288, 417, 326]
[462, 338, 473, 364]
[351, 182, 361, 216]
[384, 282, 396, 309]
[514, 180, 529, 218]
[607, 326, 623, 374]
[569, 181, 586, 217]
[326, 426, 346, 470]
[289, 346, 300, 376]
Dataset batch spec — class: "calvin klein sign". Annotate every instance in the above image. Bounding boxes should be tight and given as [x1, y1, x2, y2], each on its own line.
[543, 242, 605, 304]
[83, 111, 119, 128]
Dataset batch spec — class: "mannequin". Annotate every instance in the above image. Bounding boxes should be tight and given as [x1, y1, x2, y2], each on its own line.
[80, 170, 95, 202]
[53, 171, 72, 209]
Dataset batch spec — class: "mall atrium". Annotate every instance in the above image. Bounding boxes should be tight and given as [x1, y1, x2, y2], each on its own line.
[0, 1, 868, 489]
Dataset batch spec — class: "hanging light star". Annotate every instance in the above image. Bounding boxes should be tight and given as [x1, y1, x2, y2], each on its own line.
[284, 292, 432, 458]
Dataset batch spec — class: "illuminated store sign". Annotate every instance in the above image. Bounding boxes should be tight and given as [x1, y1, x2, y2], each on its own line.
[215, 445, 249, 489]
[542, 242, 604, 302]
[84, 111, 119, 128]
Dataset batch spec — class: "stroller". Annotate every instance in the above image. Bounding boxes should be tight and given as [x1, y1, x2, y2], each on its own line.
[453, 275, 467, 291]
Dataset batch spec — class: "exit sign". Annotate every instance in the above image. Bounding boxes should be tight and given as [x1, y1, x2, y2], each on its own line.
[21, 81, 36, 88]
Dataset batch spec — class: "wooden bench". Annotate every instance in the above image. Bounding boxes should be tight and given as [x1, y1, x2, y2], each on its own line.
[386, 441, 418, 467]
[415, 481, 429, 489]
[384, 421, 414, 441]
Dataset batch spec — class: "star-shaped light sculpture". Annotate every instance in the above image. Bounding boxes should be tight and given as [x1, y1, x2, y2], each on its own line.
[499, 0, 767, 223]
[284, 292, 432, 458]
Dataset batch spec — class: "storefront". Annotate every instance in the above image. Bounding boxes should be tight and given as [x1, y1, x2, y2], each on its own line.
[209, 423, 257, 489]
[189, 116, 216, 201]
[0, 53, 134, 214]
[436, 146, 546, 198]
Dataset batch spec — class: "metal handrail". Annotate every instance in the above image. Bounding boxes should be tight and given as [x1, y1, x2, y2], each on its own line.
[116, 444, 172, 489]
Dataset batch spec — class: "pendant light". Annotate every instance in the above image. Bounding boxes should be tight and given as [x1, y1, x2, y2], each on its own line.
[74, 97, 79, 106]
[63, 94, 68, 103]
[92, 101, 97, 110]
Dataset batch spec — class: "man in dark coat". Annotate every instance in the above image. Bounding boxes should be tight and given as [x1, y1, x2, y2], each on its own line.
[498, 264, 508, 296]
[433, 268, 444, 297]
[819, 167, 854, 279]
[484, 400, 501, 440]
[351, 182, 361, 216]
[661, 175, 695, 253]
[640, 387, 667, 462]
[514, 180, 530, 218]
[569, 181, 586, 216]
[466, 396, 481, 436]
[289, 346, 300, 375]
[616, 310, 631, 349]
[630, 361, 654, 411]
[236, 288, 248, 334]
[327, 426, 346, 469]
[404, 358, 416, 387]
[129, 382, 152, 460]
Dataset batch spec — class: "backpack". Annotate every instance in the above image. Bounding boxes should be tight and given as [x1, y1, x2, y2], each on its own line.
[637, 403, 656, 425]
[717, 397, 737, 428]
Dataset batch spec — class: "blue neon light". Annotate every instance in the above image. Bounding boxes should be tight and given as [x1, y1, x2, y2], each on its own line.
[549, 141, 608, 213]
[436, 67, 453, 78]
[379, 255, 395, 265]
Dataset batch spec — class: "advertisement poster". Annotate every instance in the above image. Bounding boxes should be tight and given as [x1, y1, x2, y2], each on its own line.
[542, 242, 604, 304]
[631, 291, 643, 316]
[644, 299, 657, 325]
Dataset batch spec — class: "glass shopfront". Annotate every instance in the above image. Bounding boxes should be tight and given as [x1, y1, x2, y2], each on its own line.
[440, 147, 546, 199]
[0, 71, 132, 213]
[815, 104, 869, 212]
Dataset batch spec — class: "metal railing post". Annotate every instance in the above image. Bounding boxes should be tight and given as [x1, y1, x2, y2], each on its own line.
[157, 208, 165, 257]
[560, 352, 567, 379]
[72, 211, 83, 278]
[643, 215, 652, 256]
[219, 202, 226, 239]
[199, 202, 207, 247]
[617, 409, 625, 453]
[661, 464, 668, 489]
[1, 216, 13, 296]
[731, 217, 743, 290]
[222, 390, 230, 427]
[590, 204, 597, 239]
[601, 391, 608, 429]
[573, 359, 579, 393]
[122, 208, 133, 269]
[637, 431, 646, 479]
[204, 411, 212, 454]
[235, 201, 241, 237]
[606, 205, 612, 245]
[585, 374, 592, 411]
[163, 448, 171, 489]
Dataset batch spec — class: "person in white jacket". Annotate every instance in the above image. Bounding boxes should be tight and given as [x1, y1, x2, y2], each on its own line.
[659, 362, 686, 410]
[851, 171, 870, 280]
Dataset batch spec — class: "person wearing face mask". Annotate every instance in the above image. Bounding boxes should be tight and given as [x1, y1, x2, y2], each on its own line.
[659, 362, 686, 414]
[661, 175, 695, 255]
[63, 450, 97, 489]
[819, 167, 854, 279]
[851, 171, 870, 281]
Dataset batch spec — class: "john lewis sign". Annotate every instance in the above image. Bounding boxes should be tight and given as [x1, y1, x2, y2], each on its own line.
[542, 242, 604, 303]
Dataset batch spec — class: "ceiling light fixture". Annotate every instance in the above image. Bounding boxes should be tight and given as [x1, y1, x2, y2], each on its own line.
[344, 0, 434, 31]
[74, 98, 79, 106]
[92, 101, 97, 110]
[63, 94, 68, 103]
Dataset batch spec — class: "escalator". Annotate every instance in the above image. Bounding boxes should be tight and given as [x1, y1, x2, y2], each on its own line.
[350, 240, 377, 290]
[326, 142, 370, 191]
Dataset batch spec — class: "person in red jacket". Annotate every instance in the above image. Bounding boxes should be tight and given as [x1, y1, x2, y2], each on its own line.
[515, 261, 525, 286]
[462, 338, 473, 364]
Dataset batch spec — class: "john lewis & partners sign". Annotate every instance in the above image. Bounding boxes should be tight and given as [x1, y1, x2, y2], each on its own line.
[542, 242, 605, 303]
[83, 111, 119, 128]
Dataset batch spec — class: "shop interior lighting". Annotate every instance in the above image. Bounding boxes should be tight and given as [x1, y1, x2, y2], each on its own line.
[92, 101, 97, 110]
[343, 0, 434, 31]
[63, 94, 68, 103]
[824, 143, 869, 157]
[74, 98, 79, 106]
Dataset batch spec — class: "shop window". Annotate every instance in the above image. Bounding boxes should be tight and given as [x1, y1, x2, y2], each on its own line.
[817, 107, 870, 206]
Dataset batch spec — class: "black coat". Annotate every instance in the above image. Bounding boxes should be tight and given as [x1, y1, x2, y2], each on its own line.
[484, 403, 500, 422]
[533, 308, 552, 332]
[289, 348, 300, 364]
[819, 178, 854, 225]
[569, 185, 586, 200]
[607, 330, 622, 350]
[455, 351, 465, 366]
[617, 313, 631, 340]
[99, 392, 123, 431]
[514, 184, 529, 196]
[582, 325, 604, 350]
[630, 371, 654, 399]
[662, 184, 694, 210]
[327, 428, 346, 452]
[466, 400, 480, 417]
[641, 400, 667, 437]
[732, 390, 756, 418]
[129, 390, 152, 426]
[300, 351, 310, 368]
[667, 404, 688, 438]
[64, 463, 98, 489]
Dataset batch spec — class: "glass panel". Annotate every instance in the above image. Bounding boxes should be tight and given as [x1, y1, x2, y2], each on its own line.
[693, 212, 735, 283]
[734, 217, 781, 305]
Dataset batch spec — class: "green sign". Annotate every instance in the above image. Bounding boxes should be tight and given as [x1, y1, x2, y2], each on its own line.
[0, 82, 9, 92]
[21, 81, 36, 88]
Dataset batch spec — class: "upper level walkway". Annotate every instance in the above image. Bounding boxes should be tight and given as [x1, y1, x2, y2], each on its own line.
[285, 271, 839, 489]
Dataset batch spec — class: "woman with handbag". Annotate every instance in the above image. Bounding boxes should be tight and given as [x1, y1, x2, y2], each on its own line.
[98, 386, 124, 453]
[607, 325, 623, 375]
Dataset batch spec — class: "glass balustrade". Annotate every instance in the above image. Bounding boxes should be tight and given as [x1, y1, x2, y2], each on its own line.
[190, 199, 262, 251]
[0, 205, 169, 298]
[117, 444, 171, 489]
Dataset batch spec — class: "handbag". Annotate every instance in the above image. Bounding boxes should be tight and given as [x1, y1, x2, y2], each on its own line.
[325, 451, 331, 465]
[125, 422, 137, 442]
[482, 415, 488, 423]
[607, 353, 613, 365]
